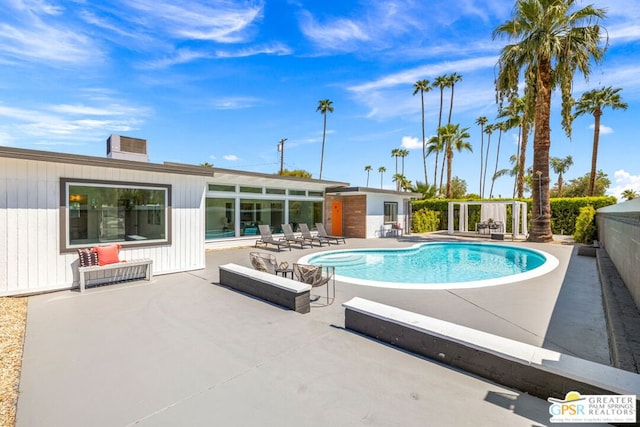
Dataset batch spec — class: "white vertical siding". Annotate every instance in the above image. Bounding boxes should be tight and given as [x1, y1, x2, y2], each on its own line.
[0, 157, 207, 295]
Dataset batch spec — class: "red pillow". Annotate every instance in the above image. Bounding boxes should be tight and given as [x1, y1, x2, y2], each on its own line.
[94, 244, 121, 266]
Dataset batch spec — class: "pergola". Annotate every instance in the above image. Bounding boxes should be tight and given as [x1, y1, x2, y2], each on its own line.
[447, 201, 528, 238]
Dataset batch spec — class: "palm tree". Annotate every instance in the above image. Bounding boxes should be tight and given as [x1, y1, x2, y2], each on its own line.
[446, 73, 462, 124]
[494, 0, 607, 242]
[364, 165, 372, 187]
[398, 149, 409, 175]
[426, 135, 444, 194]
[549, 155, 574, 197]
[391, 148, 401, 189]
[413, 79, 432, 185]
[439, 123, 472, 198]
[475, 116, 488, 197]
[574, 87, 628, 196]
[433, 76, 448, 131]
[378, 166, 386, 189]
[489, 121, 508, 198]
[482, 124, 494, 198]
[316, 99, 334, 179]
[621, 189, 638, 201]
[392, 174, 412, 192]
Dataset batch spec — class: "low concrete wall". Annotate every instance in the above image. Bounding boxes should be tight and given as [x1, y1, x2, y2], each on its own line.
[597, 199, 640, 310]
[219, 263, 312, 314]
[343, 297, 640, 403]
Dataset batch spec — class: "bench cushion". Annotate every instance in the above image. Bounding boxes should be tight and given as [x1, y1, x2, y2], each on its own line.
[77, 248, 99, 267]
[94, 244, 121, 266]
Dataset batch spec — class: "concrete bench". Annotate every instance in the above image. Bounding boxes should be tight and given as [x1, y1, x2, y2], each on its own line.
[343, 297, 640, 402]
[219, 263, 312, 313]
[79, 259, 153, 292]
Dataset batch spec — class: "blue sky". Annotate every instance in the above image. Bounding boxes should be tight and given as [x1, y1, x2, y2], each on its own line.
[1, 0, 639, 199]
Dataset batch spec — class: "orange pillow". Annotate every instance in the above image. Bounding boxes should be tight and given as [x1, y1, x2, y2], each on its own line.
[94, 244, 121, 266]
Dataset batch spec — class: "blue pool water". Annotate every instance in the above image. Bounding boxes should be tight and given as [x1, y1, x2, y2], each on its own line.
[299, 242, 557, 289]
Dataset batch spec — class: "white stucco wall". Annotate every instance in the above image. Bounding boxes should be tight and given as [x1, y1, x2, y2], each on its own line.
[364, 193, 411, 238]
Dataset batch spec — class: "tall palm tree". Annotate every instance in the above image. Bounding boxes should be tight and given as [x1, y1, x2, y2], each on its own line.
[426, 135, 444, 194]
[482, 124, 494, 198]
[433, 76, 448, 131]
[574, 86, 627, 196]
[316, 99, 334, 179]
[447, 73, 463, 124]
[489, 121, 508, 198]
[439, 124, 472, 198]
[378, 166, 386, 189]
[549, 155, 574, 197]
[392, 174, 412, 192]
[475, 116, 488, 196]
[398, 149, 410, 175]
[413, 79, 432, 185]
[494, 0, 607, 242]
[391, 148, 401, 189]
[364, 165, 372, 187]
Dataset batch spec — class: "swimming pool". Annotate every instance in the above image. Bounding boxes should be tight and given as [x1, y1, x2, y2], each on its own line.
[297, 242, 559, 289]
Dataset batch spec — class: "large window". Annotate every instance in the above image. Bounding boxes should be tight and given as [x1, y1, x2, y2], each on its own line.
[240, 198, 284, 235]
[288, 200, 323, 231]
[62, 179, 170, 250]
[384, 201, 398, 224]
[205, 198, 235, 239]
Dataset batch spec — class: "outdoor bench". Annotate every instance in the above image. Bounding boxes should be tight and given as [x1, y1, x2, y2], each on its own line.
[78, 258, 153, 292]
[343, 297, 640, 403]
[219, 263, 312, 313]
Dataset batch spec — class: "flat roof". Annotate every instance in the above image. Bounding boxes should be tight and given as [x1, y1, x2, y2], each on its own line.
[325, 186, 422, 198]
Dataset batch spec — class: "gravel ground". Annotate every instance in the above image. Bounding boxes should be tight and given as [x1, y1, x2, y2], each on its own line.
[0, 297, 27, 427]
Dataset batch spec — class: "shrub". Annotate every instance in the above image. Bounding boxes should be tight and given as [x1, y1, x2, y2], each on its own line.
[412, 209, 440, 233]
[573, 205, 597, 244]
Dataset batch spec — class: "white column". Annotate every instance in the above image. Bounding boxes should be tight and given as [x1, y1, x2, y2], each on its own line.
[447, 202, 454, 234]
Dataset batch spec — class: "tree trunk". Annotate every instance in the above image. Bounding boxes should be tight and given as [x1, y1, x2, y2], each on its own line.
[589, 109, 602, 196]
[479, 125, 484, 196]
[489, 128, 502, 198]
[319, 114, 327, 179]
[517, 119, 529, 198]
[421, 92, 428, 186]
[446, 147, 453, 197]
[529, 56, 553, 243]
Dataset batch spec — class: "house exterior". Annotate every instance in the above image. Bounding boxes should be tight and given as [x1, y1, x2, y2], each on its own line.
[0, 139, 418, 296]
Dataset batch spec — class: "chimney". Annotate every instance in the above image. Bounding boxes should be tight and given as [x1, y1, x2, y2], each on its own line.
[107, 135, 149, 162]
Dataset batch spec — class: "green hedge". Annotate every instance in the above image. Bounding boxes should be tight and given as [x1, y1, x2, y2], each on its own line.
[411, 196, 616, 235]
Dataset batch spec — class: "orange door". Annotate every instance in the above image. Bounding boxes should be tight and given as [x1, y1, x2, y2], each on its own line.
[332, 201, 343, 236]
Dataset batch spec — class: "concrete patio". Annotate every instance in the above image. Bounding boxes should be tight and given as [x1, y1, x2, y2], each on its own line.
[17, 234, 616, 426]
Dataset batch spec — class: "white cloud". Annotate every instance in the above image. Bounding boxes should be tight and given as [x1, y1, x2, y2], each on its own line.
[589, 123, 613, 135]
[211, 97, 261, 110]
[607, 169, 640, 198]
[401, 136, 422, 150]
[224, 154, 239, 161]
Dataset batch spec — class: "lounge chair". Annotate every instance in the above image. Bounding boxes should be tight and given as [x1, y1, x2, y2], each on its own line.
[281, 224, 312, 249]
[299, 223, 328, 246]
[315, 223, 346, 244]
[293, 263, 335, 305]
[255, 225, 291, 251]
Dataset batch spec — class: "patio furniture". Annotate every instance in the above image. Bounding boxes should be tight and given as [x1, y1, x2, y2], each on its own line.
[281, 224, 312, 249]
[77, 245, 153, 292]
[299, 223, 328, 246]
[293, 263, 335, 305]
[315, 223, 346, 244]
[255, 224, 291, 251]
[250, 252, 292, 278]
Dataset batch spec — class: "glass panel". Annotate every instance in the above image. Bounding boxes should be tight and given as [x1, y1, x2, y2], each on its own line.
[266, 188, 286, 195]
[240, 186, 262, 193]
[308, 191, 324, 197]
[208, 184, 235, 192]
[384, 202, 398, 223]
[205, 198, 235, 239]
[68, 184, 167, 246]
[288, 190, 306, 196]
[240, 198, 284, 235]
[288, 200, 322, 231]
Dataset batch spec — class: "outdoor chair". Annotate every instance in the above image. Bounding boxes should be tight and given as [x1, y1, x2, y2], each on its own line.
[299, 223, 328, 246]
[255, 224, 291, 251]
[293, 263, 335, 305]
[281, 224, 312, 249]
[315, 223, 346, 244]
[249, 252, 292, 278]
